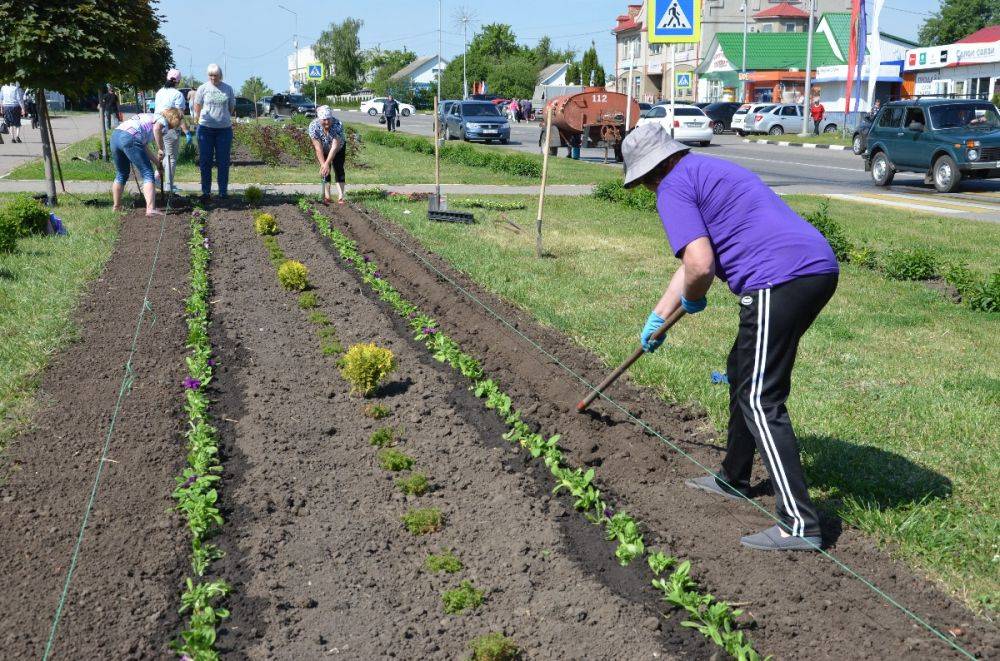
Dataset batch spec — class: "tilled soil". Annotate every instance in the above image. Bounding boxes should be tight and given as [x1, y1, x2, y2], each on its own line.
[309, 200, 1000, 660]
[0, 211, 190, 657]
[208, 204, 709, 658]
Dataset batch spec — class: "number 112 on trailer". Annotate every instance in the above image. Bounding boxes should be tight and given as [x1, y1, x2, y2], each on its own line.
[648, 0, 701, 44]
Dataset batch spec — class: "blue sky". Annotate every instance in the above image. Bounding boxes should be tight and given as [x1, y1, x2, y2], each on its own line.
[158, 0, 942, 92]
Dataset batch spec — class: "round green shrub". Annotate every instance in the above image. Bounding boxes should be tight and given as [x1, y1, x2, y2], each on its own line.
[277, 259, 309, 291]
[966, 272, 999, 312]
[1, 194, 49, 237]
[244, 185, 264, 207]
[0, 211, 19, 253]
[254, 212, 278, 235]
[881, 247, 938, 281]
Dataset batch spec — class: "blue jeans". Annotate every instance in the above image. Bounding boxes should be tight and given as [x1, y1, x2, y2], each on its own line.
[111, 129, 154, 185]
[197, 125, 233, 196]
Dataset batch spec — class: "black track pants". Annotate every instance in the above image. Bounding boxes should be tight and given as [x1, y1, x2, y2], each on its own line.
[719, 273, 838, 537]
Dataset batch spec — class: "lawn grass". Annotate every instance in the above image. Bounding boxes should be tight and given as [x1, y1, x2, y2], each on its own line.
[6, 123, 618, 187]
[0, 196, 119, 461]
[361, 192, 999, 615]
[748, 132, 853, 147]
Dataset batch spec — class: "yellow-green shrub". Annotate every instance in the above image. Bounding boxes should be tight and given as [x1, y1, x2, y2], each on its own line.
[340, 342, 396, 396]
[277, 260, 309, 291]
[254, 212, 278, 235]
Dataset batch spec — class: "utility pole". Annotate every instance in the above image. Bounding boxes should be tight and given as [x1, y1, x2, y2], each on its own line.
[209, 30, 228, 76]
[454, 7, 476, 100]
[279, 5, 299, 92]
[437, 0, 443, 104]
[799, 0, 816, 136]
[741, 0, 748, 103]
[625, 39, 636, 131]
[177, 44, 192, 84]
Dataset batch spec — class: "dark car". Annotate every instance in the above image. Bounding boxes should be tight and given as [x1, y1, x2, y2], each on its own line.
[233, 97, 258, 118]
[702, 101, 742, 134]
[268, 92, 317, 118]
[851, 113, 875, 155]
[865, 99, 1000, 193]
[443, 101, 510, 143]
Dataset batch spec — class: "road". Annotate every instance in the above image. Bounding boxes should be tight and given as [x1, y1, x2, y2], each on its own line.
[0, 112, 105, 178]
[341, 109, 1000, 223]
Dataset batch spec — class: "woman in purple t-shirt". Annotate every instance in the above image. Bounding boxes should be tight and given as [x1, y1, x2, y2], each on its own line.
[621, 123, 839, 552]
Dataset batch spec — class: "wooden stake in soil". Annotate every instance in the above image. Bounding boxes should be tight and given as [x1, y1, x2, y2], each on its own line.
[43, 98, 66, 194]
[36, 90, 58, 205]
[535, 105, 554, 259]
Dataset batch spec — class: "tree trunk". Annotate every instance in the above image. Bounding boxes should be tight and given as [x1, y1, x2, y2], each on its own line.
[99, 87, 108, 161]
[37, 90, 57, 206]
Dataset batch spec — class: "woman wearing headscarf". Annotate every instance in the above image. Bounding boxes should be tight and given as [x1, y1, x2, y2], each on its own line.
[110, 108, 183, 216]
[154, 68, 192, 193]
[193, 63, 236, 202]
[308, 105, 347, 205]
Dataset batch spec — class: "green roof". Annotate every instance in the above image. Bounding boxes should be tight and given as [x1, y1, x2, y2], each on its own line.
[714, 31, 844, 71]
[821, 12, 852, 58]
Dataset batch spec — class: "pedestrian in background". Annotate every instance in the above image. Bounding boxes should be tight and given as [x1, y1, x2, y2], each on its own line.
[383, 95, 399, 132]
[510, 98, 521, 123]
[155, 69, 192, 193]
[25, 92, 37, 130]
[810, 98, 825, 135]
[1, 82, 26, 143]
[622, 123, 839, 551]
[193, 63, 236, 202]
[110, 108, 183, 216]
[102, 84, 120, 129]
[308, 106, 347, 206]
[522, 98, 532, 121]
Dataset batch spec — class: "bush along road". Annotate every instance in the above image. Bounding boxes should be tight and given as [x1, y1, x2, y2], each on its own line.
[201, 200, 695, 658]
[303, 197, 998, 659]
[302, 197, 768, 660]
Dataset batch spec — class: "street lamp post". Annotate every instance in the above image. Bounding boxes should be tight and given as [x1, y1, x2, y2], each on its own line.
[799, 0, 816, 136]
[741, 0, 748, 103]
[278, 5, 299, 93]
[209, 30, 227, 75]
[177, 44, 192, 83]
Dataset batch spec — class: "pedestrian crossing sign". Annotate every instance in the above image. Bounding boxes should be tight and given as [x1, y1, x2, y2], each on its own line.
[676, 72, 692, 88]
[649, 0, 701, 43]
[307, 63, 324, 80]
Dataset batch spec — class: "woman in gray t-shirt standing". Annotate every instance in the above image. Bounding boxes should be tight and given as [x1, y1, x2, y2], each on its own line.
[193, 63, 236, 201]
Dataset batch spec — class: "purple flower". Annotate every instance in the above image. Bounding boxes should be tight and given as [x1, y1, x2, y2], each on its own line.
[181, 474, 199, 489]
[182, 376, 201, 390]
[422, 326, 436, 335]
[373, 271, 382, 279]
[363, 255, 371, 263]
[604, 507, 614, 519]
[408, 312, 418, 319]
[207, 359, 216, 367]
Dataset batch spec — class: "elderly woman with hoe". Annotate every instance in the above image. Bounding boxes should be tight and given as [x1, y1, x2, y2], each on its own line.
[621, 123, 839, 551]
[308, 106, 347, 205]
[110, 108, 183, 216]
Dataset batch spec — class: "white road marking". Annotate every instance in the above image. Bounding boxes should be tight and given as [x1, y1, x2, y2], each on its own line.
[825, 193, 965, 214]
[708, 152, 862, 173]
[872, 192, 1000, 211]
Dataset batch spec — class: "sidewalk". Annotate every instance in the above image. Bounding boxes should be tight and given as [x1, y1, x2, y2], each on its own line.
[0, 180, 596, 196]
[0, 111, 103, 178]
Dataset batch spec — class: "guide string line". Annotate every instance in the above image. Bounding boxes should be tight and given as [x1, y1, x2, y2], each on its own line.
[42, 195, 173, 660]
[351, 207, 975, 660]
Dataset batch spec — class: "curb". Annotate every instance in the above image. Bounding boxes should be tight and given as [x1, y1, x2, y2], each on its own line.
[744, 138, 850, 151]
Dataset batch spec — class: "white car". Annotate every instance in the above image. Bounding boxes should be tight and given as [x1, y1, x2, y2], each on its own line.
[731, 103, 775, 136]
[360, 97, 415, 117]
[637, 104, 713, 146]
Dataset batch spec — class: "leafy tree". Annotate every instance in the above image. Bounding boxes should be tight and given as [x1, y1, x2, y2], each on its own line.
[180, 75, 203, 88]
[488, 55, 538, 99]
[302, 75, 356, 99]
[0, 0, 172, 204]
[370, 49, 418, 95]
[918, 0, 1000, 45]
[240, 76, 273, 102]
[471, 23, 519, 61]
[565, 62, 581, 85]
[580, 42, 605, 87]
[314, 17, 364, 82]
[533, 36, 576, 69]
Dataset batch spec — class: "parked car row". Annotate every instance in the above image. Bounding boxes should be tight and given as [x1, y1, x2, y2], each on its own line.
[439, 99, 511, 143]
[637, 104, 713, 146]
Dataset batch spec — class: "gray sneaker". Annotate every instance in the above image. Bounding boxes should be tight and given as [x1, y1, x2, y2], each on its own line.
[740, 525, 822, 551]
[684, 475, 748, 501]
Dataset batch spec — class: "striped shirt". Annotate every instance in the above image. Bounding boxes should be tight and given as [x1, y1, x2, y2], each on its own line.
[118, 113, 168, 145]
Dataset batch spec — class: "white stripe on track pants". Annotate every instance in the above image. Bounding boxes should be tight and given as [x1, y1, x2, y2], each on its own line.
[719, 273, 838, 538]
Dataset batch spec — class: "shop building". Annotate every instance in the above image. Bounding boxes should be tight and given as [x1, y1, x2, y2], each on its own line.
[902, 25, 1000, 101]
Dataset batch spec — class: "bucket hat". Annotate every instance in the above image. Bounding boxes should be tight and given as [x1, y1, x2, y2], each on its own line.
[622, 122, 690, 188]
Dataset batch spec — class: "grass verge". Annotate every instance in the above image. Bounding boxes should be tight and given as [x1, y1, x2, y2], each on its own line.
[0, 195, 118, 460]
[747, 132, 853, 147]
[358, 192, 999, 615]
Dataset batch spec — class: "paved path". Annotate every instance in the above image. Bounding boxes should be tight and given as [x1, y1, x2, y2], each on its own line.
[0, 111, 103, 178]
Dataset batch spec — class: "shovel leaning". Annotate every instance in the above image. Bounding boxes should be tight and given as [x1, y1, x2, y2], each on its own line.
[576, 307, 686, 413]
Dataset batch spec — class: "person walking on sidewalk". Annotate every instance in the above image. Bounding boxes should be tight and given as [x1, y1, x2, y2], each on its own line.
[193, 63, 236, 202]
[155, 68, 192, 194]
[622, 123, 839, 551]
[102, 84, 120, 130]
[383, 95, 399, 132]
[110, 108, 183, 216]
[308, 106, 347, 206]
[1, 82, 26, 143]
[810, 98, 825, 135]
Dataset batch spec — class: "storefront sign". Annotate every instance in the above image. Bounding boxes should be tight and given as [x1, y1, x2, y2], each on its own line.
[705, 47, 732, 73]
[914, 71, 942, 95]
[905, 40, 1000, 71]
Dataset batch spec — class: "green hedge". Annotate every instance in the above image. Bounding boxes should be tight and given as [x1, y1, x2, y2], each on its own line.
[360, 128, 542, 179]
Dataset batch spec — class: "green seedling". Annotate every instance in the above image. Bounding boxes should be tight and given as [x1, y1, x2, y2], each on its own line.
[298, 292, 319, 309]
[469, 632, 520, 661]
[424, 550, 462, 574]
[378, 448, 414, 471]
[363, 403, 391, 419]
[308, 310, 330, 325]
[261, 235, 285, 266]
[321, 341, 344, 356]
[441, 580, 484, 614]
[402, 507, 443, 535]
[648, 550, 678, 577]
[397, 472, 429, 496]
[369, 426, 398, 447]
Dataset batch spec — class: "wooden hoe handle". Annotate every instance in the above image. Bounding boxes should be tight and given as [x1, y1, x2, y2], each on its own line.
[576, 307, 687, 412]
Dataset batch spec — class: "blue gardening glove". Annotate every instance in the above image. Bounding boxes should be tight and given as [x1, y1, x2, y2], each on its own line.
[185, 132, 192, 145]
[641, 311, 667, 353]
[681, 295, 708, 314]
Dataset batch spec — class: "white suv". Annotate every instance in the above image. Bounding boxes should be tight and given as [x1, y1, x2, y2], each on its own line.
[360, 97, 415, 117]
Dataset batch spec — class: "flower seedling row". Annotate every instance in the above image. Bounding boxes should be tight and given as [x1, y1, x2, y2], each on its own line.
[171, 210, 230, 660]
[300, 198, 769, 661]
